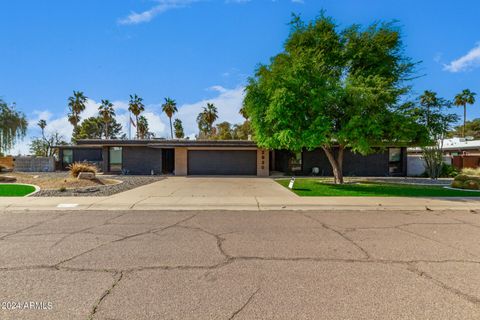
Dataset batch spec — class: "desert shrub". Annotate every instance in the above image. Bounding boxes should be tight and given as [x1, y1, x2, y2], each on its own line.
[0, 165, 4, 172]
[463, 180, 479, 190]
[454, 174, 469, 182]
[68, 162, 97, 178]
[59, 186, 67, 192]
[461, 167, 480, 176]
[450, 180, 463, 189]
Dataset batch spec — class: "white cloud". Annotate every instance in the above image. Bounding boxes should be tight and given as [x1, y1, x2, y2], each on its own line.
[444, 43, 480, 73]
[176, 86, 245, 138]
[118, 0, 198, 25]
[207, 85, 228, 93]
[11, 87, 245, 155]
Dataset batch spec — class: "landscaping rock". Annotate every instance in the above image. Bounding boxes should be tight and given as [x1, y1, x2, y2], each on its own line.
[33, 176, 162, 197]
[77, 172, 96, 180]
[0, 176, 17, 183]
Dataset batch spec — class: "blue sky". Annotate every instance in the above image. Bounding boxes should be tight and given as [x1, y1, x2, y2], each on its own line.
[1, 0, 480, 154]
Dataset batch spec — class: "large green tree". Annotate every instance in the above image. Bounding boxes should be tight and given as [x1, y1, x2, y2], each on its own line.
[244, 14, 425, 183]
[453, 89, 476, 137]
[0, 99, 27, 155]
[214, 121, 233, 140]
[68, 91, 87, 141]
[76, 116, 123, 140]
[162, 97, 178, 139]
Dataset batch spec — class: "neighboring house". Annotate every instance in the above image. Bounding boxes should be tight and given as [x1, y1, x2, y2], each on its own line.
[408, 137, 480, 173]
[57, 139, 407, 177]
[409, 137, 480, 156]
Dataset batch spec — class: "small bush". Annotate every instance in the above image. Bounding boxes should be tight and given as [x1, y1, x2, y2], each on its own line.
[451, 180, 464, 189]
[463, 180, 480, 190]
[68, 162, 97, 178]
[454, 174, 469, 182]
[0, 165, 4, 172]
[59, 186, 67, 192]
[461, 167, 480, 176]
[440, 164, 459, 178]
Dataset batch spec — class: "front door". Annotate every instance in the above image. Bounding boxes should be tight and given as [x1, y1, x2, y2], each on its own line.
[162, 149, 175, 174]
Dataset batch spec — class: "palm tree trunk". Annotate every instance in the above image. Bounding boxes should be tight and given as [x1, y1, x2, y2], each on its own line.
[136, 115, 139, 139]
[169, 117, 173, 139]
[463, 104, 466, 138]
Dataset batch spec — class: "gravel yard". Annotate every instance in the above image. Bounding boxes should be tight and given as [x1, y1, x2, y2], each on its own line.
[31, 174, 164, 197]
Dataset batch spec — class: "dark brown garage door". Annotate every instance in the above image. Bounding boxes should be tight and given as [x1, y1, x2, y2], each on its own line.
[188, 150, 257, 175]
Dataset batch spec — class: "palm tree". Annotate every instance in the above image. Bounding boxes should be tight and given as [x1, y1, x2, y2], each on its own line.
[37, 119, 47, 140]
[454, 89, 476, 137]
[196, 103, 219, 139]
[173, 119, 184, 139]
[67, 91, 87, 139]
[161, 97, 178, 139]
[137, 115, 149, 139]
[98, 100, 115, 139]
[128, 94, 145, 139]
[204, 102, 218, 135]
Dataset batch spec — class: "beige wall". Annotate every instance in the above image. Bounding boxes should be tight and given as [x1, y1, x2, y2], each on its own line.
[174, 147, 188, 176]
[257, 149, 269, 177]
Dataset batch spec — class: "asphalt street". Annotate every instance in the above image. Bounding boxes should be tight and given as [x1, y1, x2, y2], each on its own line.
[0, 209, 479, 319]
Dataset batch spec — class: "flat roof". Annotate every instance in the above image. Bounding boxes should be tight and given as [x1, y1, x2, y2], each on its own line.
[59, 139, 258, 148]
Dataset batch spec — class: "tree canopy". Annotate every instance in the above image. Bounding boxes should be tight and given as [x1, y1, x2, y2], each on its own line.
[449, 118, 480, 139]
[244, 13, 426, 183]
[76, 116, 123, 140]
[0, 99, 28, 155]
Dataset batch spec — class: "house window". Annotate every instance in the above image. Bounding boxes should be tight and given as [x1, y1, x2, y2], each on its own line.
[109, 147, 122, 172]
[288, 152, 302, 173]
[63, 149, 73, 165]
[388, 148, 402, 175]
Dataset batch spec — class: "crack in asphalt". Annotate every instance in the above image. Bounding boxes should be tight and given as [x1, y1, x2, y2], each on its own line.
[0, 211, 69, 240]
[1, 209, 480, 315]
[1, 258, 480, 273]
[407, 263, 480, 306]
[228, 287, 260, 320]
[300, 212, 372, 260]
[53, 214, 197, 268]
[396, 225, 480, 259]
[88, 271, 124, 320]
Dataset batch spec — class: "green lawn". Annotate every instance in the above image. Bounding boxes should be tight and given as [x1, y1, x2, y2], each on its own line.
[277, 179, 480, 197]
[0, 184, 36, 197]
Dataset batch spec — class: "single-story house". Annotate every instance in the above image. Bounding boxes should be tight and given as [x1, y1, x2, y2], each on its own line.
[57, 139, 407, 177]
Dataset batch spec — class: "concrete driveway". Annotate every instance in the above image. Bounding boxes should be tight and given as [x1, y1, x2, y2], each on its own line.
[111, 176, 296, 197]
[0, 209, 479, 319]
